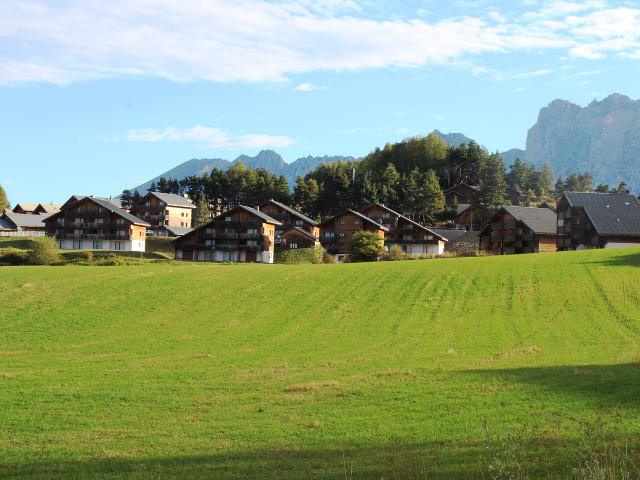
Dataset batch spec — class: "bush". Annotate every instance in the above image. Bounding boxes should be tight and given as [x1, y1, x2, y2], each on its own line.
[28, 237, 60, 265]
[323, 253, 335, 264]
[347, 231, 385, 262]
[84, 250, 94, 265]
[276, 245, 325, 264]
[384, 244, 405, 261]
[0, 247, 29, 265]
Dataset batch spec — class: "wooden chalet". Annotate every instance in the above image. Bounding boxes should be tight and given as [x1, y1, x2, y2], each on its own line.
[444, 183, 479, 206]
[257, 199, 319, 246]
[557, 192, 640, 250]
[173, 205, 281, 263]
[44, 196, 149, 251]
[133, 192, 195, 235]
[319, 210, 388, 260]
[360, 203, 447, 256]
[0, 211, 51, 237]
[281, 227, 319, 249]
[479, 206, 557, 255]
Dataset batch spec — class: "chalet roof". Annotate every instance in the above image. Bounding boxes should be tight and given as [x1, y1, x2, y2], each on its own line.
[147, 192, 196, 208]
[362, 203, 447, 241]
[444, 183, 479, 194]
[282, 226, 319, 241]
[165, 226, 194, 237]
[502, 206, 557, 235]
[319, 209, 389, 232]
[36, 203, 61, 213]
[456, 204, 472, 215]
[562, 191, 640, 236]
[46, 196, 150, 227]
[431, 228, 468, 243]
[259, 199, 318, 226]
[12, 203, 38, 213]
[0, 211, 52, 229]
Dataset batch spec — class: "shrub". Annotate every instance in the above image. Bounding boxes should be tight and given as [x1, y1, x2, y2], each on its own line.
[323, 253, 335, 264]
[276, 245, 325, 264]
[384, 244, 405, 261]
[28, 237, 60, 265]
[0, 247, 28, 265]
[347, 231, 385, 262]
[84, 250, 94, 265]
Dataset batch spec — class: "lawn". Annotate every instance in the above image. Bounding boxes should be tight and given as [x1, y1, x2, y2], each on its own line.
[1, 248, 640, 479]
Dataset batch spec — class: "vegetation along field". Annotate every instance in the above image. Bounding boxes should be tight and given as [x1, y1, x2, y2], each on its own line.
[1, 248, 640, 479]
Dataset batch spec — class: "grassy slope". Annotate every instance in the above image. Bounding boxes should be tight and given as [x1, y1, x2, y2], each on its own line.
[1, 249, 640, 479]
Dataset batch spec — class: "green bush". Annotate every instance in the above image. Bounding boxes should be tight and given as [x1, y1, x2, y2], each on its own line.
[0, 247, 29, 265]
[347, 232, 385, 262]
[384, 244, 405, 261]
[276, 245, 325, 264]
[28, 237, 61, 265]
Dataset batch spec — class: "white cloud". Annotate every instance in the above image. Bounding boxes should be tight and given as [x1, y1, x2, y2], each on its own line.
[294, 82, 327, 92]
[513, 68, 554, 78]
[104, 125, 294, 149]
[1, 0, 640, 86]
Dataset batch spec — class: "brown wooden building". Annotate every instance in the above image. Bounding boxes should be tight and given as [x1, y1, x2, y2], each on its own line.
[44, 196, 149, 251]
[445, 183, 479, 206]
[479, 206, 557, 255]
[281, 227, 320, 249]
[557, 192, 640, 250]
[360, 203, 447, 256]
[133, 192, 196, 235]
[319, 209, 388, 260]
[257, 199, 319, 245]
[173, 205, 281, 263]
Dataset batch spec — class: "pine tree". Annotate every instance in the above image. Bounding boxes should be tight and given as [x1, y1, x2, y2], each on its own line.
[120, 189, 134, 210]
[473, 154, 509, 226]
[0, 184, 9, 212]
[378, 163, 400, 208]
[274, 176, 291, 204]
[419, 169, 445, 224]
[541, 164, 554, 193]
[192, 195, 211, 228]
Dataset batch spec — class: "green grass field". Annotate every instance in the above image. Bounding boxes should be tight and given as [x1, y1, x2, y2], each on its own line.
[1, 248, 640, 479]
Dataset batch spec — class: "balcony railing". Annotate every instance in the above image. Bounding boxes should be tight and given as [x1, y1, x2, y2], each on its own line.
[214, 220, 262, 228]
[215, 244, 262, 251]
[135, 204, 165, 211]
[56, 233, 131, 240]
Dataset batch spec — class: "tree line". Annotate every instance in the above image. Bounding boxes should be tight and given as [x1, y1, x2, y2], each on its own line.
[120, 133, 631, 227]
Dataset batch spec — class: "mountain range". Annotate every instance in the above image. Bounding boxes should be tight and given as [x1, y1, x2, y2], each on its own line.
[133, 93, 640, 194]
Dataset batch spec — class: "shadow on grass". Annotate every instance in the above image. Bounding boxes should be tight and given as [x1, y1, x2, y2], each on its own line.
[463, 362, 640, 410]
[583, 249, 640, 267]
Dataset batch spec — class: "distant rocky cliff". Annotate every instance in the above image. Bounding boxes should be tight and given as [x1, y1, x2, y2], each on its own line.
[525, 93, 640, 191]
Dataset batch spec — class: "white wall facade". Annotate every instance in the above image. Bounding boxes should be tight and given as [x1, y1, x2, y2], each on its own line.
[175, 249, 274, 263]
[604, 242, 640, 249]
[57, 239, 146, 252]
[394, 241, 445, 256]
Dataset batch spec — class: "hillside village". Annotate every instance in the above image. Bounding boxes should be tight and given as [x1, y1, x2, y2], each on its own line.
[3, 182, 640, 264]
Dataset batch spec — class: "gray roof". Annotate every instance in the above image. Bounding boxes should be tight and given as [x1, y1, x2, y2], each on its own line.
[360, 204, 448, 241]
[165, 226, 194, 237]
[456, 203, 472, 215]
[0, 211, 52, 229]
[239, 205, 282, 225]
[563, 191, 640, 236]
[502, 206, 557, 235]
[431, 228, 468, 243]
[260, 199, 318, 226]
[149, 192, 195, 208]
[89, 197, 151, 226]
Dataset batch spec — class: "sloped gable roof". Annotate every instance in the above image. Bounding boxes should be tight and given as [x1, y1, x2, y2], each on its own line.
[282, 227, 319, 241]
[12, 203, 38, 213]
[319, 209, 389, 231]
[47, 196, 150, 226]
[0, 211, 52, 229]
[563, 192, 640, 236]
[165, 226, 194, 237]
[260, 199, 318, 226]
[503, 206, 557, 235]
[361, 203, 447, 241]
[148, 192, 196, 208]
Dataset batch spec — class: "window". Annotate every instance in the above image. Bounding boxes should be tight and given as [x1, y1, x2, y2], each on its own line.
[425, 235, 433, 240]
[115, 241, 123, 251]
[353, 219, 360, 225]
[92, 241, 103, 249]
[225, 216, 231, 222]
[339, 232, 345, 238]
[325, 232, 335, 238]
[382, 212, 391, 219]
[295, 220, 303, 226]
[247, 228, 258, 235]
[224, 228, 234, 233]
[58, 240, 63, 249]
[247, 240, 258, 246]
[164, 220, 169, 225]
[181, 212, 184, 217]
[338, 219, 345, 225]
[289, 243, 298, 249]
[165, 210, 170, 215]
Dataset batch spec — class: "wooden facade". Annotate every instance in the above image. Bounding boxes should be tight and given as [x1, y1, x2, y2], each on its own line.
[360, 204, 446, 256]
[257, 199, 319, 246]
[557, 192, 640, 250]
[319, 210, 387, 259]
[479, 206, 556, 255]
[133, 192, 195, 234]
[44, 196, 149, 251]
[173, 205, 281, 263]
[445, 183, 478, 206]
[282, 227, 319, 249]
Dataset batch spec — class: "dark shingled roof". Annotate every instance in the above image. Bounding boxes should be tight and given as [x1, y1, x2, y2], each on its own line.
[165, 226, 194, 237]
[563, 192, 640, 236]
[260, 199, 318, 226]
[502, 206, 557, 235]
[360, 203, 447, 241]
[431, 228, 468, 243]
[149, 192, 196, 208]
[239, 205, 281, 225]
[0, 211, 52, 229]
[89, 197, 151, 226]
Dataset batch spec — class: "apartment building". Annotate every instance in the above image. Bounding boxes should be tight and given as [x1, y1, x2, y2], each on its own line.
[257, 199, 319, 245]
[134, 192, 196, 235]
[319, 209, 387, 260]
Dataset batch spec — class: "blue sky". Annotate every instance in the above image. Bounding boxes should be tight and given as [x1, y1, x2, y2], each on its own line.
[2, 0, 640, 203]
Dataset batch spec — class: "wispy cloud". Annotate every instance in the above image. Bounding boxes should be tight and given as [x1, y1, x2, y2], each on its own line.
[103, 125, 294, 149]
[513, 69, 554, 78]
[294, 82, 327, 92]
[1, 0, 639, 86]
